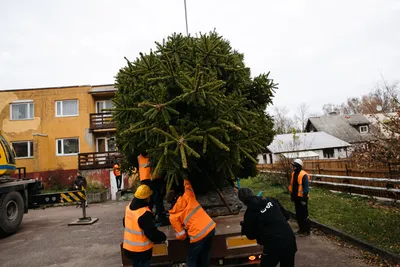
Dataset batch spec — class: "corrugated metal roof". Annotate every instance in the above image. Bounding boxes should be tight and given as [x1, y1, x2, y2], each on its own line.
[280, 151, 319, 158]
[307, 114, 373, 143]
[268, 131, 350, 153]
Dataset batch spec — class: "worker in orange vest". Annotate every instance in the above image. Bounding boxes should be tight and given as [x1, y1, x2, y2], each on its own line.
[166, 178, 216, 267]
[122, 184, 167, 267]
[113, 162, 122, 191]
[137, 152, 167, 224]
[289, 159, 311, 236]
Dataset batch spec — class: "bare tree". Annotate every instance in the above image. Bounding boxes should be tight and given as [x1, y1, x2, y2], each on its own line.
[294, 103, 310, 132]
[361, 79, 399, 114]
[272, 106, 295, 134]
[350, 80, 400, 166]
[322, 79, 400, 115]
[323, 103, 340, 115]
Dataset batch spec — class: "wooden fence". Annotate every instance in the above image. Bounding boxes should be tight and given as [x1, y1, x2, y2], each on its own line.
[257, 159, 400, 179]
[257, 159, 400, 200]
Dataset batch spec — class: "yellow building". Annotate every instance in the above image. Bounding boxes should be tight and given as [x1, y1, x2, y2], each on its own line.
[0, 84, 119, 174]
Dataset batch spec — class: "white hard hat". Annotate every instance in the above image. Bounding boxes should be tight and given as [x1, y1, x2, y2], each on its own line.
[292, 159, 303, 167]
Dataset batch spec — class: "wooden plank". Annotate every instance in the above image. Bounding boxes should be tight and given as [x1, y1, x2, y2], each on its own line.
[312, 174, 400, 183]
[311, 180, 400, 193]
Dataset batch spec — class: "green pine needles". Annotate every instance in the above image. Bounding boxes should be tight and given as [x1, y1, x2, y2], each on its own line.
[113, 31, 277, 192]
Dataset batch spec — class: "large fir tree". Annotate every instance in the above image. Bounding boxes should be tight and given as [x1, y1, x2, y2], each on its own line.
[113, 31, 276, 193]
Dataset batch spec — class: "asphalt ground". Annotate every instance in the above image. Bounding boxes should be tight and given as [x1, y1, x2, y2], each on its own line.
[0, 201, 371, 267]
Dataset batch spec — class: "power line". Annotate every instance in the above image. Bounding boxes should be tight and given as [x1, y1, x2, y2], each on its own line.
[184, 0, 189, 36]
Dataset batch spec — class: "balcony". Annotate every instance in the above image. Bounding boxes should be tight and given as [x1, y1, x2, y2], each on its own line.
[78, 151, 122, 170]
[89, 112, 116, 132]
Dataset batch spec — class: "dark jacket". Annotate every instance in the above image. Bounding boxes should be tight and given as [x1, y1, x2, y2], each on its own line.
[241, 196, 297, 253]
[123, 198, 167, 261]
[74, 176, 87, 190]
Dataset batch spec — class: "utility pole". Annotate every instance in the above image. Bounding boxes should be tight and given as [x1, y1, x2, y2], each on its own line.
[184, 0, 189, 36]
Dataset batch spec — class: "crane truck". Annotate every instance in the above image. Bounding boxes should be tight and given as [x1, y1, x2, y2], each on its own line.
[0, 131, 86, 236]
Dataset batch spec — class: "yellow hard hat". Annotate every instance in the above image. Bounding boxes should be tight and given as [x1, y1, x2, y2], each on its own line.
[134, 185, 153, 199]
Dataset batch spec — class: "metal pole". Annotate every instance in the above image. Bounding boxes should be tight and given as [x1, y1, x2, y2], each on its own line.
[184, 0, 189, 36]
[82, 199, 87, 219]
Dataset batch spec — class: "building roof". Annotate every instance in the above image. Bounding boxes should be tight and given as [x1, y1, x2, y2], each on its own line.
[267, 131, 351, 154]
[280, 151, 319, 159]
[89, 85, 117, 94]
[0, 84, 114, 93]
[306, 114, 373, 143]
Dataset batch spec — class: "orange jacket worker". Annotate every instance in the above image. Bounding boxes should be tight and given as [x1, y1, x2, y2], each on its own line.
[137, 154, 152, 183]
[167, 179, 216, 267]
[137, 153, 167, 224]
[123, 185, 166, 267]
[113, 163, 122, 191]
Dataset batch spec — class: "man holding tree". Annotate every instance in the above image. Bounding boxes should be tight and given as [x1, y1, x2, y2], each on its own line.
[137, 152, 167, 224]
[167, 178, 216, 267]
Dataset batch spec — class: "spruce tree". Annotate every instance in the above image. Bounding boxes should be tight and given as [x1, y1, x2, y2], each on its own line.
[113, 31, 276, 193]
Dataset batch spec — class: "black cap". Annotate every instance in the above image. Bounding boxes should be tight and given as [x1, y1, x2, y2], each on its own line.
[166, 190, 177, 204]
[238, 187, 255, 205]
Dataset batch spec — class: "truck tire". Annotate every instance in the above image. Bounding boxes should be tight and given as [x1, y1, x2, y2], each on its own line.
[0, 191, 24, 237]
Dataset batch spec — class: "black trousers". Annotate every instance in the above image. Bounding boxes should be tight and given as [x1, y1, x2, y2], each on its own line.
[260, 249, 296, 267]
[141, 179, 165, 219]
[294, 199, 310, 233]
[187, 229, 215, 267]
[116, 175, 122, 190]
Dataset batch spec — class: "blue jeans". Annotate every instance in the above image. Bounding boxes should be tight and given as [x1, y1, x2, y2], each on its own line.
[187, 229, 215, 267]
[131, 259, 150, 267]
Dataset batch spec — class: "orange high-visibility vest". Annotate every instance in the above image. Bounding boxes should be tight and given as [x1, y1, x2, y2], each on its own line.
[137, 155, 152, 181]
[113, 164, 121, 176]
[169, 180, 216, 243]
[123, 206, 154, 252]
[137, 154, 161, 181]
[289, 170, 310, 198]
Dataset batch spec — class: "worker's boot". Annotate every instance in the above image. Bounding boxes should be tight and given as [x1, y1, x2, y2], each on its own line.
[304, 218, 311, 235]
[297, 219, 310, 237]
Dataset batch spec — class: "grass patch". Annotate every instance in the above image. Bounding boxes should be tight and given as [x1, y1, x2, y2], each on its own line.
[240, 176, 400, 255]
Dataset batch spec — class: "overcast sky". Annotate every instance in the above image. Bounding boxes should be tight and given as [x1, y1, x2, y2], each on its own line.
[1, 0, 399, 116]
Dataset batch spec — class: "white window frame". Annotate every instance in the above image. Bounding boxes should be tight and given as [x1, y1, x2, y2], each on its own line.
[55, 99, 79, 117]
[11, 141, 34, 159]
[95, 100, 114, 113]
[56, 138, 80, 156]
[96, 137, 116, 152]
[10, 100, 34, 120]
[360, 125, 369, 134]
[95, 101, 105, 113]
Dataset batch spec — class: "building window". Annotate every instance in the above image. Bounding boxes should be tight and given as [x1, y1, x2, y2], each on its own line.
[56, 138, 79, 155]
[95, 100, 114, 113]
[323, 148, 335, 159]
[56, 100, 79, 117]
[359, 125, 369, 134]
[10, 101, 34, 120]
[11, 141, 34, 158]
[96, 137, 116, 152]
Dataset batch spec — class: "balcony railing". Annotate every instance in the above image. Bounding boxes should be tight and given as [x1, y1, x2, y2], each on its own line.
[78, 151, 122, 170]
[90, 112, 116, 131]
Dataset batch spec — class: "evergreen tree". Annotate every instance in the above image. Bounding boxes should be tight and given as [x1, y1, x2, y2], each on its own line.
[113, 31, 276, 192]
